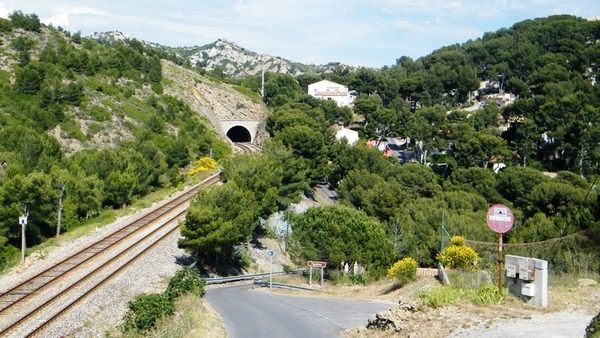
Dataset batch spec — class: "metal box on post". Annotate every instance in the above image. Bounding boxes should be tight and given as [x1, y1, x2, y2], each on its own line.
[506, 264, 517, 278]
[518, 265, 535, 281]
[505, 255, 548, 307]
[521, 283, 535, 296]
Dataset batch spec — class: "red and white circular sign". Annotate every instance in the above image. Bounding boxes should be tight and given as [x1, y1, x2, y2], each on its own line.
[486, 204, 514, 234]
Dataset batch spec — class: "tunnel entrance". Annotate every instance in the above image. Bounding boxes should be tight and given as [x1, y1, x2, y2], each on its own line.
[226, 125, 252, 142]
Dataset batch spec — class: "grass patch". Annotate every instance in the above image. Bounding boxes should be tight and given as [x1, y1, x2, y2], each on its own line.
[418, 284, 504, 308]
[272, 273, 307, 285]
[232, 85, 261, 102]
[102, 99, 118, 111]
[122, 103, 147, 123]
[548, 272, 600, 288]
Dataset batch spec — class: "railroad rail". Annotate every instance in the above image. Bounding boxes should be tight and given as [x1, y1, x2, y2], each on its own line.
[0, 172, 220, 337]
[234, 142, 261, 154]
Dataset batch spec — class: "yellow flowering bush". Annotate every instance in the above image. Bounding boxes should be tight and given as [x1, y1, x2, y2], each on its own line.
[387, 257, 418, 284]
[449, 235, 466, 246]
[187, 157, 217, 177]
[436, 236, 479, 272]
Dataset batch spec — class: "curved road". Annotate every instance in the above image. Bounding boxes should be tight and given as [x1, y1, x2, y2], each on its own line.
[205, 284, 393, 338]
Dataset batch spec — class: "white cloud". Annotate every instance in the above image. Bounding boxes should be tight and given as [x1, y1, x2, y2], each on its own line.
[44, 13, 70, 29]
[0, 0, 599, 67]
[0, 2, 13, 18]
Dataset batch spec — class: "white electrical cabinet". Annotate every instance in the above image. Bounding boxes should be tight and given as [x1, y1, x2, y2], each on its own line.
[522, 283, 535, 296]
[506, 264, 517, 278]
[505, 255, 548, 307]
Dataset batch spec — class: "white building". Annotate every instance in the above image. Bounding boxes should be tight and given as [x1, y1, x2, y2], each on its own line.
[308, 80, 356, 107]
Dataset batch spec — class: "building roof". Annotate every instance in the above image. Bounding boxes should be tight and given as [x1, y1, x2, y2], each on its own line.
[314, 91, 350, 96]
[309, 79, 346, 88]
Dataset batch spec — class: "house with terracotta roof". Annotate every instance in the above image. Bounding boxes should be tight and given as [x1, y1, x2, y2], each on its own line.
[308, 80, 357, 107]
[367, 139, 393, 158]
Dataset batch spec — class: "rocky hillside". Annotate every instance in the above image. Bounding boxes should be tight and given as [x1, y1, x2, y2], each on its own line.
[184, 38, 303, 77]
[160, 59, 270, 143]
[0, 29, 270, 154]
[90, 31, 356, 78]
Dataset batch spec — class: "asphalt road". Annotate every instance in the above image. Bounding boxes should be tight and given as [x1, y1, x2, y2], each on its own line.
[205, 284, 393, 338]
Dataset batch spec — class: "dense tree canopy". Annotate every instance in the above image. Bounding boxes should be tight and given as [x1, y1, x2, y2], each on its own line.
[179, 182, 259, 265]
[289, 205, 394, 279]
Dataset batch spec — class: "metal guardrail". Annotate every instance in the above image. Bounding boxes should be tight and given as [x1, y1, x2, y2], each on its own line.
[205, 270, 307, 285]
[252, 280, 317, 292]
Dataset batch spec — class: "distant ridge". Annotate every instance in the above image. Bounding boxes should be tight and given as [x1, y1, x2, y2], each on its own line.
[88, 32, 356, 78]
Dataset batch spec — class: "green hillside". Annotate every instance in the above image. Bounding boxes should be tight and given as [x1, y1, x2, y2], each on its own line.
[0, 12, 231, 269]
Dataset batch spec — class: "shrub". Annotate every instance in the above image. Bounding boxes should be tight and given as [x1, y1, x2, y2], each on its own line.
[387, 257, 418, 285]
[165, 267, 206, 299]
[0, 240, 19, 272]
[449, 235, 465, 246]
[122, 293, 175, 332]
[90, 106, 111, 122]
[151, 83, 163, 94]
[0, 17, 13, 32]
[587, 311, 600, 338]
[328, 269, 369, 285]
[348, 272, 368, 285]
[437, 236, 480, 272]
[187, 157, 218, 177]
[122, 268, 207, 333]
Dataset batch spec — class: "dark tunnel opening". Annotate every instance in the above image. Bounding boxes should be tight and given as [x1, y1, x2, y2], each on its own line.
[226, 126, 252, 142]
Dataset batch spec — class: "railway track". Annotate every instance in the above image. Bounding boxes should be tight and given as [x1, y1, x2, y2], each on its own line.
[0, 172, 220, 337]
[234, 142, 261, 153]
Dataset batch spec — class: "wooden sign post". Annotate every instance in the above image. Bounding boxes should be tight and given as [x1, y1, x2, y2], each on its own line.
[307, 261, 327, 287]
[486, 204, 514, 295]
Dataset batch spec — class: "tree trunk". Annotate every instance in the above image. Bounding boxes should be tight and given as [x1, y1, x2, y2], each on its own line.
[579, 144, 585, 177]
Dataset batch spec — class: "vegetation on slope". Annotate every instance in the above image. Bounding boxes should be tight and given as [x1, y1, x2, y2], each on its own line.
[1, 10, 598, 286]
[179, 15, 600, 281]
[0, 11, 230, 271]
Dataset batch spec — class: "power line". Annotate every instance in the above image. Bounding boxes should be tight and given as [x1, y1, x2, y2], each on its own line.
[465, 228, 595, 248]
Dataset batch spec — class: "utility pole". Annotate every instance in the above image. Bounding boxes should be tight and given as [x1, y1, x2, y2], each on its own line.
[261, 64, 265, 102]
[268, 249, 274, 289]
[19, 212, 28, 266]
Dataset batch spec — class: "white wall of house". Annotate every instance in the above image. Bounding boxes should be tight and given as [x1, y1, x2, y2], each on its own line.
[335, 127, 359, 146]
[308, 80, 356, 107]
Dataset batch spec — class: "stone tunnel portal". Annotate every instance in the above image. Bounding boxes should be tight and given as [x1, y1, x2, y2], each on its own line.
[226, 125, 252, 143]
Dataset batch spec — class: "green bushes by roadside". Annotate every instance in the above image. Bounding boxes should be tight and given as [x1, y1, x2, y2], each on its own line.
[587, 311, 600, 338]
[418, 284, 504, 308]
[387, 257, 418, 285]
[122, 293, 175, 332]
[437, 236, 480, 272]
[122, 267, 206, 333]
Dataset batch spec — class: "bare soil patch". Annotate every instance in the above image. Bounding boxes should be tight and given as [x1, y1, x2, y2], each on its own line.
[334, 277, 600, 337]
[253, 248, 599, 338]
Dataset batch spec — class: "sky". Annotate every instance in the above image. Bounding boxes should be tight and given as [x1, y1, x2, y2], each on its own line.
[1, 1, 599, 68]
